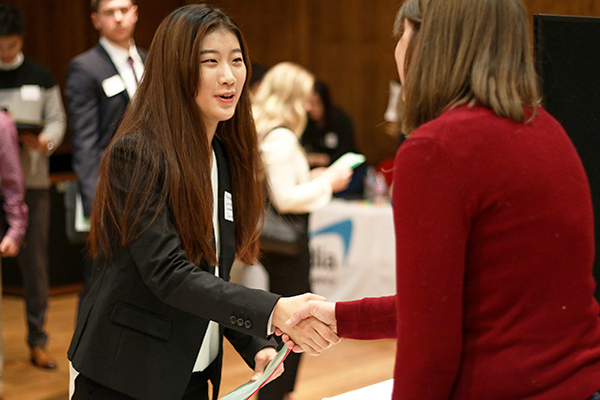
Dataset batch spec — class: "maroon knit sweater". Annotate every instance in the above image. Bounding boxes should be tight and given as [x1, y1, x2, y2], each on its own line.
[337, 104, 600, 400]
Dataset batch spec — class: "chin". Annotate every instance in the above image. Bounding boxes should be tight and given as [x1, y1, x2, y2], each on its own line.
[220, 111, 236, 122]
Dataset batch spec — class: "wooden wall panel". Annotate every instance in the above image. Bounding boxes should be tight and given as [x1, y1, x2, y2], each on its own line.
[2, 0, 600, 165]
[305, 0, 400, 163]
[206, 0, 311, 67]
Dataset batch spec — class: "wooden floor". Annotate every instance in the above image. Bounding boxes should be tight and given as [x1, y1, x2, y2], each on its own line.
[0, 292, 396, 400]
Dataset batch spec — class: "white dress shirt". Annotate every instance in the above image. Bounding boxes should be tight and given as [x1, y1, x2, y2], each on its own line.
[193, 150, 221, 372]
[99, 37, 144, 99]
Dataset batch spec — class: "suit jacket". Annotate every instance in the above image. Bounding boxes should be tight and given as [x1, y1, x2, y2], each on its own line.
[68, 138, 280, 400]
[66, 43, 147, 216]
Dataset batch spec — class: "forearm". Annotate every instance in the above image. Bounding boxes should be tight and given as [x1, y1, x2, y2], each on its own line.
[336, 295, 397, 340]
[40, 86, 66, 149]
[0, 123, 28, 245]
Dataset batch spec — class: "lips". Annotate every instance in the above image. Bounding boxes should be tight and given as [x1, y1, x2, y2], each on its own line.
[218, 93, 235, 99]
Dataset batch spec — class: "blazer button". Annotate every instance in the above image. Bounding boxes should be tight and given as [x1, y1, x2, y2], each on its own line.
[237, 318, 244, 327]
[244, 320, 252, 329]
[230, 316, 237, 325]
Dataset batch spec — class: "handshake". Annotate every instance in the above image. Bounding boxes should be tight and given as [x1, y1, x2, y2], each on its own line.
[271, 294, 338, 356]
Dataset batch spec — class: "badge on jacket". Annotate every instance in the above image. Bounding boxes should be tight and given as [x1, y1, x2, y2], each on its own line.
[224, 191, 233, 222]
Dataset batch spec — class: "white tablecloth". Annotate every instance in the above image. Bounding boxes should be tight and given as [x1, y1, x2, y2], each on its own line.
[322, 379, 393, 400]
[309, 199, 396, 302]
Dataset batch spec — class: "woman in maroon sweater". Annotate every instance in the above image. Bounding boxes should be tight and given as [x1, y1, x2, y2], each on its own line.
[285, 0, 600, 398]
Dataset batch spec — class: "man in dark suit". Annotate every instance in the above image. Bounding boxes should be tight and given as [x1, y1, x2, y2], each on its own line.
[66, 0, 145, 307]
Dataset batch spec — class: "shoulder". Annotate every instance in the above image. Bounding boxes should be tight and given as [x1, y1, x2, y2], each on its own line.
[107, 131, 164, 183]
[261, 127, 297, 146]
[19, 58, 55, 88]
[69, 45, 111, 73]
[138, 47, 148, 61]
[409, 103, 518, 148]
[260, 127, 301, 161]
[111, 131, 152, 156]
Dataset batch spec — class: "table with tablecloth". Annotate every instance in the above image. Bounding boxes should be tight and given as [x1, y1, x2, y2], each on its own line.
[308, 198, 396, 302]
[240, 199, 396, 302]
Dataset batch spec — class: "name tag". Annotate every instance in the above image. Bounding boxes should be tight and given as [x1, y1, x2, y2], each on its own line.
[102, 75, 126, 98]
[21, 85, 41, 102]
[224, 191, 234, 222]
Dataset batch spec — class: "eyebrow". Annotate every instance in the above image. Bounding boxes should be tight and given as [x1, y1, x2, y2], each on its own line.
[200, 48, 243, 55]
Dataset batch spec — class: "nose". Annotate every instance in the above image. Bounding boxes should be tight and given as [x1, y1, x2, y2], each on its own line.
[219, 64, 235, 85]
[114, 10, 123, 22]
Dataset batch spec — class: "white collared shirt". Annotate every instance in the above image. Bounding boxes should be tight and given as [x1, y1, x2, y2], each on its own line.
[193, 149, 220, 372]
[99, 36, 144, 99]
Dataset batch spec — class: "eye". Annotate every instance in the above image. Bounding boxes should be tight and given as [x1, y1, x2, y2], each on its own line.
[201, 59, 218, 64]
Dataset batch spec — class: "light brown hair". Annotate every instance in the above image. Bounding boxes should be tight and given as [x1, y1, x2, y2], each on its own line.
[252, 62, 315, 139]
[401, 0, 540, 136]
[89, 4, 263, 266]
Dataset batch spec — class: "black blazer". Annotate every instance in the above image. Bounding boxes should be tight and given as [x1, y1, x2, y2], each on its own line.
[66, 44, 147, 216]
[68, 138, 280, 400]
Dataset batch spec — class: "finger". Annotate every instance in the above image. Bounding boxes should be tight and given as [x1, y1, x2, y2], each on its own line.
[294, 317, 333, 350]
[265, 363, 285, 384]
[312, 320, 341, 345]
[297, 342, 320, 356]
[280, 334, 292, 344]
[285, 303, 314, 327]
[251, 361, 267, 381]
[274, 327, 284, 336]
[291, 344, 304, 354]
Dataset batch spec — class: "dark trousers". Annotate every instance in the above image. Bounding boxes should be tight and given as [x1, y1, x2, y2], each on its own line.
[16, 189, 50, 348]
[73, 367, 214, 400]
[258, 235, 311, 400]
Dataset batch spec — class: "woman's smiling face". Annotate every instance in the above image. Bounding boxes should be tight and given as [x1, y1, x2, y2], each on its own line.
[195, 28, 247, 135]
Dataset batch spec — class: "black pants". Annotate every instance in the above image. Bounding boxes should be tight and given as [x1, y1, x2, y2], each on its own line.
[17, 189, 50, 348]
[73, 367, 213, 400]
[258, 220, 311, 400]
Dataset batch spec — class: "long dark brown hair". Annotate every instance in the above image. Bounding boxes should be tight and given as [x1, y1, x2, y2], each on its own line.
[89, 4, 264, 266]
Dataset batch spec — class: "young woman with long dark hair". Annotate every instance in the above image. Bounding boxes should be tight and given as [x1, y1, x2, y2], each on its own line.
[68, 5, 338, 400]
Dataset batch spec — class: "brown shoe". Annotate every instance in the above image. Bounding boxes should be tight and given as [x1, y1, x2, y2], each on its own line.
[30, 346, 57, 369]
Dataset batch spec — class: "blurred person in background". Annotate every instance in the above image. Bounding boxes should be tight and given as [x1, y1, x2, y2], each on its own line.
[253, 62, 352, 400]
[285, 0, 600, 399]
[0, 4, 65, 369]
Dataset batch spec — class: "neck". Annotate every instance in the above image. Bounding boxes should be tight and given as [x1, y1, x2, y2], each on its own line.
[205, 123, 217, 144]
[103, 36, 132, 50]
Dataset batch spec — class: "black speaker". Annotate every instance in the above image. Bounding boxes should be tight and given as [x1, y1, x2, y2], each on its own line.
[534, 14, 600, 303]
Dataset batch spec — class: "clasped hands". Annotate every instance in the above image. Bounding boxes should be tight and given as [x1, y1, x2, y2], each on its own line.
[271, 294, 338, 356]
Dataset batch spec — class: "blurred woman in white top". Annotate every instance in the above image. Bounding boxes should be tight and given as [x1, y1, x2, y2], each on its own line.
[252, 62, 351, 400]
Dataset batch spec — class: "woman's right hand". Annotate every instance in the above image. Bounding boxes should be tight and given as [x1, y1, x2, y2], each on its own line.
[323, 165, 352, 193]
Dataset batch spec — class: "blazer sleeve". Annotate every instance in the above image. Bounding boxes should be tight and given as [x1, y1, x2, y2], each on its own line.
[126, 212, 280, 338]
[66, 57, 104, 216]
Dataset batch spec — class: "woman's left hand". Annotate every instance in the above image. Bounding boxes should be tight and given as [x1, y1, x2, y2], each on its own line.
[251, 347, 283, 383]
